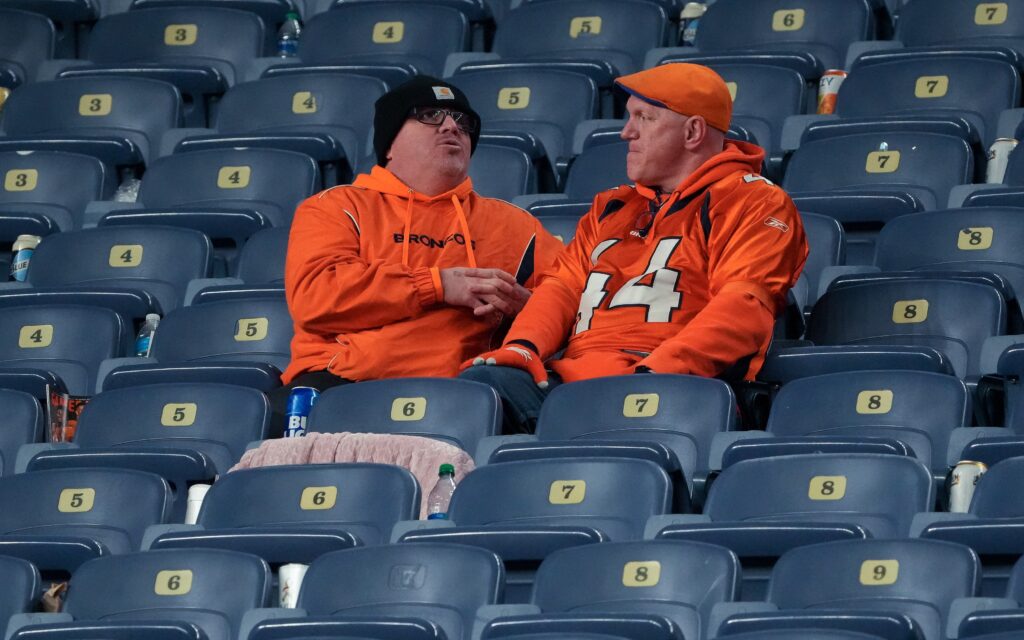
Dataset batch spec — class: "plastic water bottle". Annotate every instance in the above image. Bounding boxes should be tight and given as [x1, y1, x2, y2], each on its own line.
[277, 11, 302, 58]
[134, 313, 160, 357]
[426, 464, 457, 520]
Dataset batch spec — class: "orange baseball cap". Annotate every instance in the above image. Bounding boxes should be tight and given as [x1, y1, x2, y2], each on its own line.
[615, 63, 733, 132]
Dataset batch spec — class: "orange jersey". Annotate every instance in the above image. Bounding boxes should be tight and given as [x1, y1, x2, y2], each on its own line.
[283, 166, 563, 384]
[504, 140, 808, 383]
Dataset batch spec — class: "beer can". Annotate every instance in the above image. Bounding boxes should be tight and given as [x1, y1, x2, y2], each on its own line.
[679, 2, 706, 46]
[278, 563, 309, 608]
[9, 234, 41, 282]
[985, 137, 1019, 184]
[948, 460, 987, 513]
[0, 87, 10, 112]
[817, 69, 848, 115]
[184, 483, 211, 525]
[284, 386, 319, 437]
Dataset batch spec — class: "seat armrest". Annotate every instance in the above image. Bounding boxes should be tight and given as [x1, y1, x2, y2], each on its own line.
[15, 443, 76, 474]
[947, 597, 1019, 640]
[184, 278, 243, 306]
[643, 514, 710, 540]
[474, 435, 536, 467]
[391, 518, 456, 543]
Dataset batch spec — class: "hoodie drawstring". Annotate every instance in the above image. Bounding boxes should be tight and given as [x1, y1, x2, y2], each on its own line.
[451, 194, 478, 268]
[400, 191, 477, 269]
[401, 192, 414, 266]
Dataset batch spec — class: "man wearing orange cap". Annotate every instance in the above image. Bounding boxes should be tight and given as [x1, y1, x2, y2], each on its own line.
[461, 63, 808, 433]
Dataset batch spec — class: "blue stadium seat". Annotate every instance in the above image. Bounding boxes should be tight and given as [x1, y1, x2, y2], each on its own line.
[59, 7, 265, 127]
[725, 370, 969, 481]
[960, 141, 1024, 208]
[99, 147, 318, 271]
[0, 305, 130, 396]
[838, 50, 1020, 146]
[562, 138, 627, 201]
[874, 208, 1024, 317]
[896, 0, 1024, 56]
[720, 632, 888, 640]
[655, 454, 934, 600]
[150, 463, 420, 563]
[234, 227, 289, 283]
[401, 458, 672, 602]
[283, 2, 470, 78]
[308, 378, 501, 457]
[796, 211, 845, 309]
[0, 9, 54, 89]
[103, 297, 292, 391]
[685, 0, 878, 72]
[783, 120, 975, 212]
[920, 456, 1024, 596]
[174, 73, 387, 185]
[958, 554, 1024, 638]
[7, 548, 270, 640]
[0, 150, 114, 233]
[718, 539, 980, 640]
[759, 345, 955, 385]
[249, 543, 503, 640]
[696, 61, 807, 163]
[131, 0, 291, 35]
[489, 0, 670, 76]
[0, 0, 97, 57]
[0, 555, 39, 634]
[483, 540, 740, 640]
[26, 382, 269, 517]
[0, 468, 171, 574]
[806, 277, 1007, 377]
[12, 226, 214, 318]
[452, 66, 599, 169]
[0, 389, 42, 476]
[187, 226, 289, 305]
[0, 77, 182, 171]
[489, 374, 737, 509]
[469, 143, 536, 200]
[538, 215, 581, 245]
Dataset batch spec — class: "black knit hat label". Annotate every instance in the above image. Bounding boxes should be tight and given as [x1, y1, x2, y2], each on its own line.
[432, 86, 456, 100]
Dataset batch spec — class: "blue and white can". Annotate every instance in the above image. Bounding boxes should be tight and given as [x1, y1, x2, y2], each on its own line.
[8, 234, 40, 282]
[285, 386, 319, 437]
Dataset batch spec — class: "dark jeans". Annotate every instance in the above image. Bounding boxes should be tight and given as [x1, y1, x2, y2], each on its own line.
[458, 365, 562, 434]
[267, 370, 352, 438]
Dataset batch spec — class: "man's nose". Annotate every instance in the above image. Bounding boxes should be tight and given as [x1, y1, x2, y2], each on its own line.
[620, 120, 636, 139]
[439, 114, 459, 132]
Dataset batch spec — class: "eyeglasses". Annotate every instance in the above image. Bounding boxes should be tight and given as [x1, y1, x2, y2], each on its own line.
[410, 107, 478, 133]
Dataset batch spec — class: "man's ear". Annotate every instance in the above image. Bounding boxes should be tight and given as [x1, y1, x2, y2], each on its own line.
[684, 116, 709, 148]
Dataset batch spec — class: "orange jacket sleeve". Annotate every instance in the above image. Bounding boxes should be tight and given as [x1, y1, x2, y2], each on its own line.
[285, 193, 440, 334]
[639, 187, 808, 376]
[502, 208, 601, 358]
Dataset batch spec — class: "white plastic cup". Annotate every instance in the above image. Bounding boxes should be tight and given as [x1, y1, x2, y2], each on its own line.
[184, 483, 211, 525]
[278, 563, 309, 608]
[985, 138, 1019, 184]
[948, 460, 987, 513]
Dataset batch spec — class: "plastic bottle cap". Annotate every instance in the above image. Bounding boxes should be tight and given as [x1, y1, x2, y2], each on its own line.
[285, 11, 300, 19]
[438, 463, 455, 476]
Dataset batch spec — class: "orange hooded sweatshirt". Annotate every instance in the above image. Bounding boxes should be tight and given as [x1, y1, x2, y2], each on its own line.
[283, 166, 563, 384]
[501, 140, 808, 383]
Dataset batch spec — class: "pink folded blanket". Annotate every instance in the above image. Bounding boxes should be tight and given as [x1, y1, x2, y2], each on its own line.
[230, 432, 475, 518]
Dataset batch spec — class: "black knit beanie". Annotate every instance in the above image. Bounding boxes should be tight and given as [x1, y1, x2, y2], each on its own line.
[373, 75, 481, 167]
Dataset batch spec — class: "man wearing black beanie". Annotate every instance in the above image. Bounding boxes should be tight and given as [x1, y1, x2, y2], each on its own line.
[270, 75, 563, 434]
